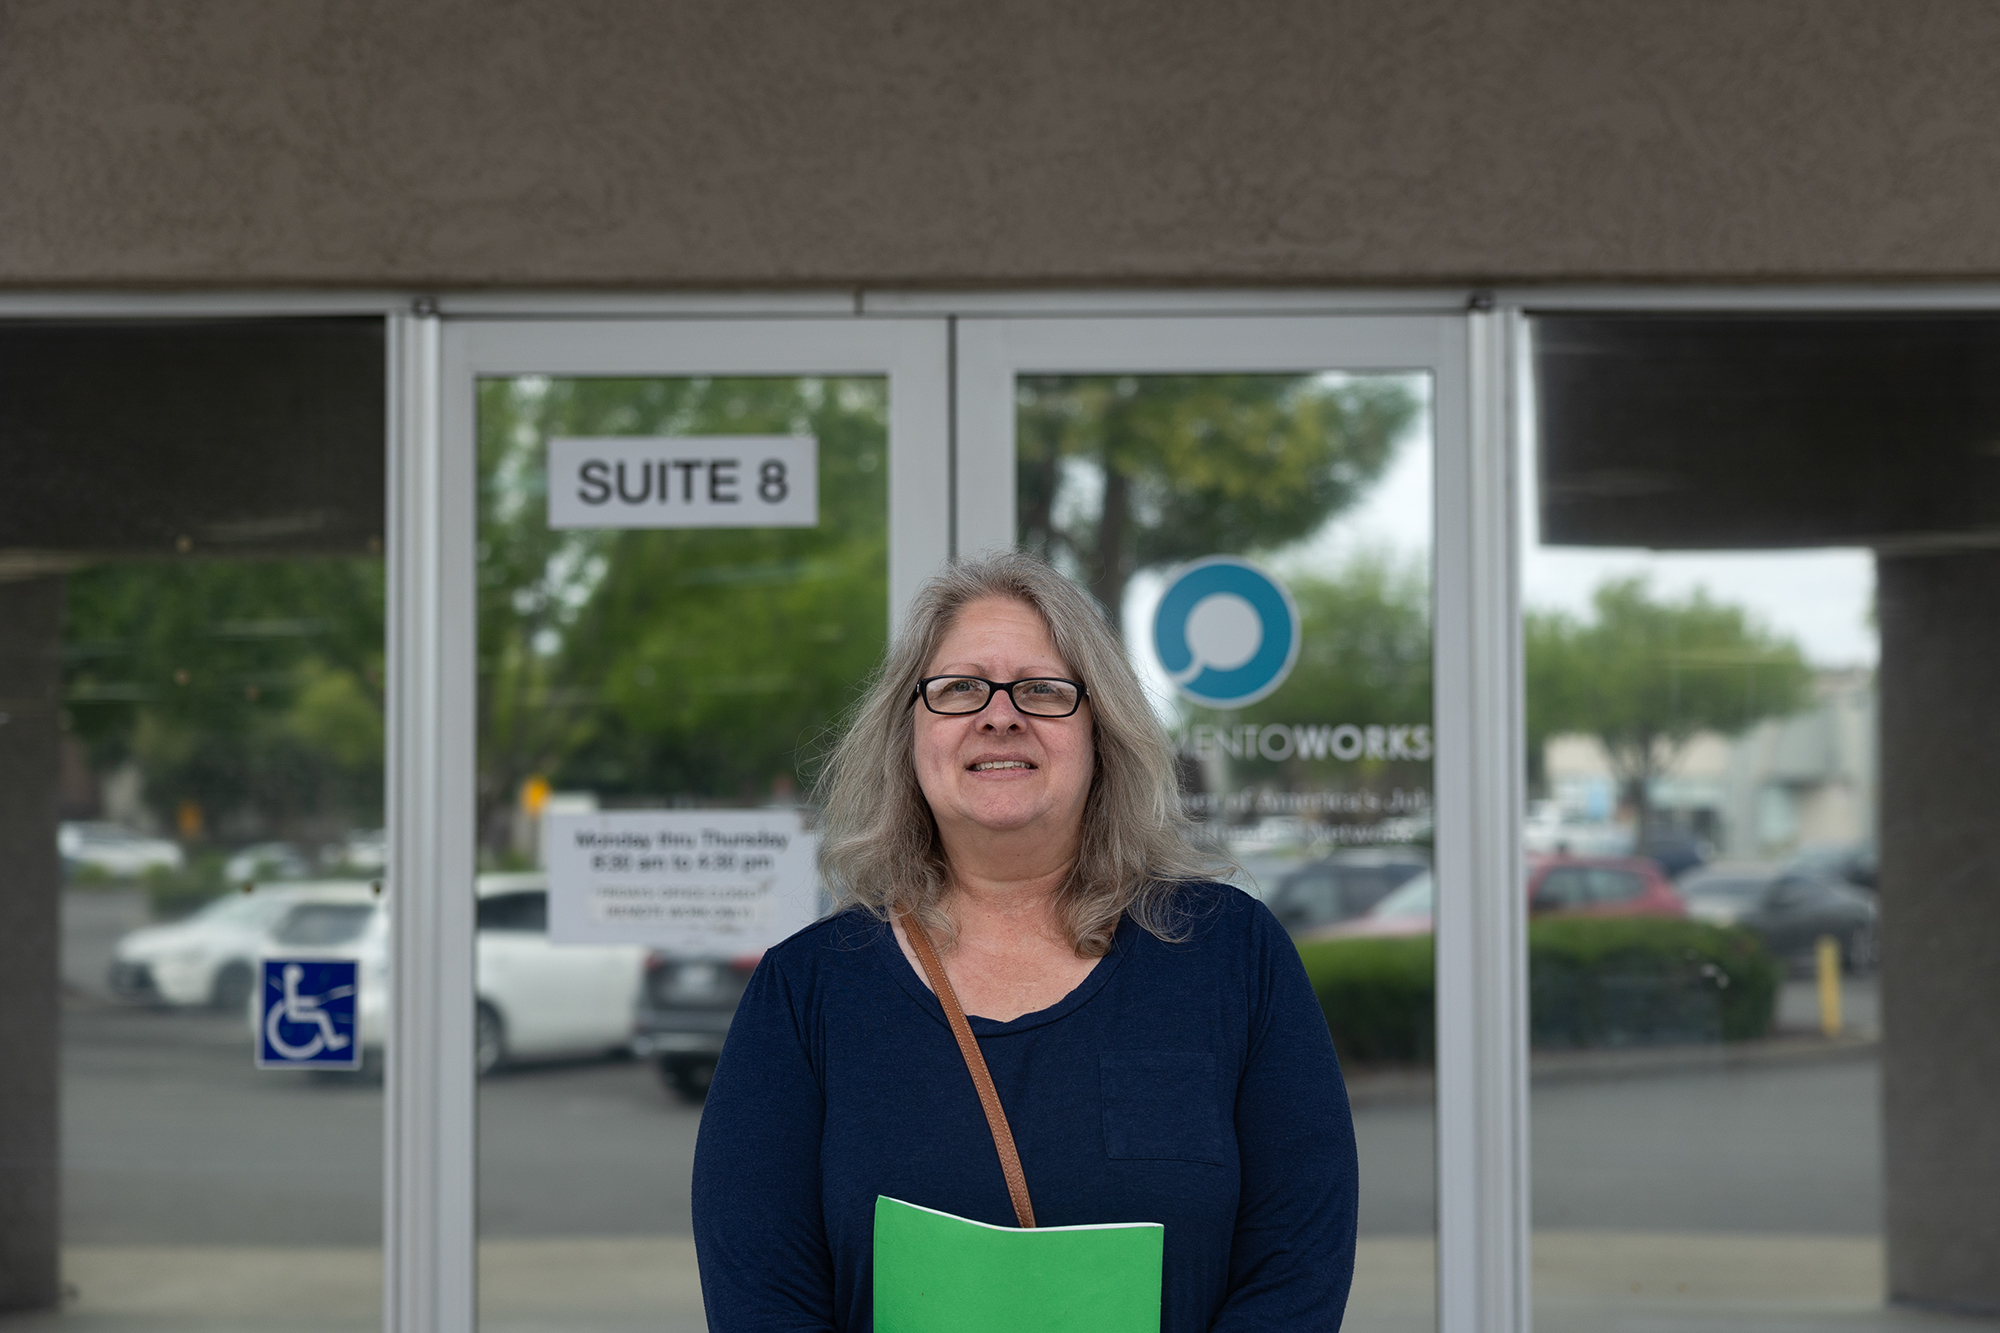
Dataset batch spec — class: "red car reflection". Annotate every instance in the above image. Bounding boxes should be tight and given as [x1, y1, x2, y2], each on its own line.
[1299, 854, 1686, 940]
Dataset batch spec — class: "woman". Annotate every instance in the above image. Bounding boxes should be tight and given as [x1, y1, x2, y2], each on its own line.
[692, 551, 1357, 1331]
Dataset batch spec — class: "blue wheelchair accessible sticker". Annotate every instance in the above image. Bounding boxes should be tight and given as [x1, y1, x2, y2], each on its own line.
[1152, 556, 1302, 708]
[257, 958, 360, 1070]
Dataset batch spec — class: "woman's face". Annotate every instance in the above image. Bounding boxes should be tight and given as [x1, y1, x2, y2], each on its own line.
[912, 596, 1095, 853]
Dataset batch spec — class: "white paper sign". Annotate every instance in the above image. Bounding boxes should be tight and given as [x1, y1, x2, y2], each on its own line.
[546, 435, 817, 529]
[543, 809, 818, 953]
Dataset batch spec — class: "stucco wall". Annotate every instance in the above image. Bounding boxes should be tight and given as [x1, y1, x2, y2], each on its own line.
[0, 576, 62, 1313]
[5, 0, 2000, 288]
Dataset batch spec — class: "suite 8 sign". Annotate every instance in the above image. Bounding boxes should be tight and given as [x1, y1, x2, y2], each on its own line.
[547, 435, 817, 529]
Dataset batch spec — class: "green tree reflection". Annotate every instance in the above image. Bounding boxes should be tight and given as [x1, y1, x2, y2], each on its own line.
[1017, 374, 1418, 623]
[62, 558, 385, 844]
[1526, 576, 1813, 835]
[477, 376, 888, 855]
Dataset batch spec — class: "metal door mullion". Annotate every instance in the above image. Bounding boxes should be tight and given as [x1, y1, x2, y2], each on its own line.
[386, 309, 480, 1333]
[1432, 308, 1531, 1333]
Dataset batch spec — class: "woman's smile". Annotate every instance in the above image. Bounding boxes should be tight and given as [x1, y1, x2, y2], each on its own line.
[966, 755, 1036, 773]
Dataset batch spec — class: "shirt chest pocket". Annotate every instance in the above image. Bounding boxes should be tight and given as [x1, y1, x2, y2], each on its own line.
[1099, 1051, 1227, 1165]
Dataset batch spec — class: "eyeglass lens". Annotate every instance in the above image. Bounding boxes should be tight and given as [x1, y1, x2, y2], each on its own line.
[922, 677, 1081, 716]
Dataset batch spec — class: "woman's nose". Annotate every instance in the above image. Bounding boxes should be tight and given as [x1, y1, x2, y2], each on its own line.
[980, 690, 1027, 729]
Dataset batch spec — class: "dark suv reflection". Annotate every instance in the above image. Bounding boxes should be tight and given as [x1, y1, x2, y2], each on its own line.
[1266, 848, 1432, 936]
[1681, 865, 1878, 973]
[633, 952, 760, 1101]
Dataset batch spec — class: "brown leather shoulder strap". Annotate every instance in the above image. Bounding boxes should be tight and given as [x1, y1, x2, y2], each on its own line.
[899, 912, 1036, 1229]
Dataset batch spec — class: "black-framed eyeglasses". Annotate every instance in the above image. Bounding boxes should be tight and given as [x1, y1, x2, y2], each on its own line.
[912, 676, 1088, 718]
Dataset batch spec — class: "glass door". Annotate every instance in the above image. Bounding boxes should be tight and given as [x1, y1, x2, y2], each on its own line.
[404, 307, 1513, 1333]
[435, 318, 948, 1332]
[959, 313, 1477, 1333]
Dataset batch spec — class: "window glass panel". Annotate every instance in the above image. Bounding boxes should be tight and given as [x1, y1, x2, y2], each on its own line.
[1522, 314, 1939, 1329]
[57, 554, 386, 1328]
[473, 373, 889, 1333]
[14, 314, 391, 1330]
[1017, 369, 1437, 1332]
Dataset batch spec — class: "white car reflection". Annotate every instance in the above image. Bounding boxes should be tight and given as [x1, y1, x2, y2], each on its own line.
[109, 883, 338, 1008]
[61, 821, 184, 879]
[222, 841, 317, 885]
[255, 874, 646, 1076]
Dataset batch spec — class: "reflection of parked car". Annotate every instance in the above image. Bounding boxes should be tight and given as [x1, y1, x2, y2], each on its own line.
[1302, 854, 1684, 941]
[60, 821, 184, 879]
[1682, 864, 1877, 973]
[1637, 828, 1709, 880]
[1302, 871, 1436, 939]
[326, 828, 387, 874]
[1528, 855, 1686, 919]
[471, 876, 647, 1073]
[634, 952, 761, 1102]
[1779, 840, 1877, 891]
[255, 875, 647, 1075]
[109, 884, 328, 1007]
[223, 841, 316, 885]
[1267, 849, 1432, 936]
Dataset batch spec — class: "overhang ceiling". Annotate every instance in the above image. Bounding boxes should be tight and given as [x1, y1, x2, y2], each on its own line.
[0, 318, 383, 572]
[1534, 314, 2000, 553]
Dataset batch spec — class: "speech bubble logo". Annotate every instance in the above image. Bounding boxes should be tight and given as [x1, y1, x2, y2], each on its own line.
[1152, 556, 1301, 708]
[1182, 593, 1262, 673]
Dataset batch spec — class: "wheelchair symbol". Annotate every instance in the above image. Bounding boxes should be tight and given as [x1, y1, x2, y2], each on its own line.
[258, 959, 359, 1068]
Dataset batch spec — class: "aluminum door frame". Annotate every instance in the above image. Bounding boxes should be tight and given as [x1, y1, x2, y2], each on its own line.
[956, 312, 1529, 1333]
[16, 281, 1998, 1333]
[396, 315, 950, 1333]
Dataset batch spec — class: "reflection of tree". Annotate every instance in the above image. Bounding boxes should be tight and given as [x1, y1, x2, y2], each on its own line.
[477, 377, 888, 856]
[62, 559, 385, 842]
[1526, 577, 1812, 835]
[1209, 552, 1432, 796]
[1017, 375, 1418, 624]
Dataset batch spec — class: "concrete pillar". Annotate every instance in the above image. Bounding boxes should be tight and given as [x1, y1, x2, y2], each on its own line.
[0, 574, 64, 1313]
[1878, 549, 2000, 1314]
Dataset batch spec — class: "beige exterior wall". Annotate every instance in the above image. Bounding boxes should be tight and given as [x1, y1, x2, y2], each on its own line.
[6, 1, 2000, 290]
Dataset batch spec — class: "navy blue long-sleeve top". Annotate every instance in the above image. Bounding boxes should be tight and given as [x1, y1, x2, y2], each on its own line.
[691, 883, 1358, 1332]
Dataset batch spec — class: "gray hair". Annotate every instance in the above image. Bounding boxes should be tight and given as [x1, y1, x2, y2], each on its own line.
[814, 549, 1214, 957]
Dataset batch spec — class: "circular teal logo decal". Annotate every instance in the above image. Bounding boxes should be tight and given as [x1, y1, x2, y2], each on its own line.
[1152, 556, 1301, 708]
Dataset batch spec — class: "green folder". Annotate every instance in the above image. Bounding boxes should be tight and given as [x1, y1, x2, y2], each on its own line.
[873, 1195, 1163, 1333]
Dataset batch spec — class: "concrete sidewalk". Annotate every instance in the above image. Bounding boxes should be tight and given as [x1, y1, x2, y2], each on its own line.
[4, 1238, 708, 1333]
[2, 1232, 1990, 1333]
[1348, 1233, 1992, 1333]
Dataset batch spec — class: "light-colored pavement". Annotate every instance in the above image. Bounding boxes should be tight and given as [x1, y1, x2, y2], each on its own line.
[1, 1239, 710, 1333]
[8, 1233, 1985, 1333]
[1352, 1233, 1991, 1333]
